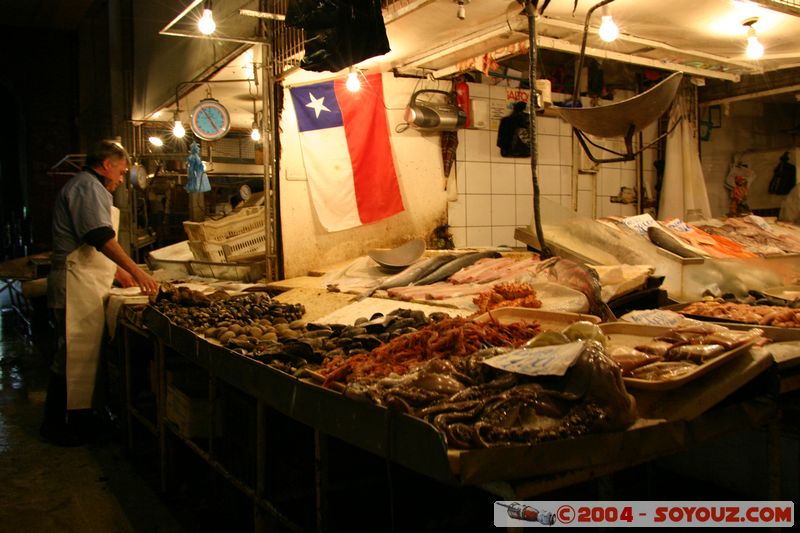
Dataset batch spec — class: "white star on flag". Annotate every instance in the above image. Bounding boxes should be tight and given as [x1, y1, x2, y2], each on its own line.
[305, 93, 330, 118]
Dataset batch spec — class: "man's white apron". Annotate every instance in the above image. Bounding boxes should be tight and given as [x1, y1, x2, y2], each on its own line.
[65, 206, 119, 410]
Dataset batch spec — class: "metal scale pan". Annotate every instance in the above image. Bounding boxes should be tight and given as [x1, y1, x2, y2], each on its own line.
[558, 72, 683, 139]
[557, 72, 683, 164]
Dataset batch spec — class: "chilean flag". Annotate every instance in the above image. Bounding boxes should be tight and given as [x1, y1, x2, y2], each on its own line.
[289, 73, 405, 232]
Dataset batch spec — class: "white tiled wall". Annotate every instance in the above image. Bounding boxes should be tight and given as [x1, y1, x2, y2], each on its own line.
[448, 83, 660, 248]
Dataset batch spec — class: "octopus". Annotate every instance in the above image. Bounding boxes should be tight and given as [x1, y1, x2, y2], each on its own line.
[346, 341, 637, 449]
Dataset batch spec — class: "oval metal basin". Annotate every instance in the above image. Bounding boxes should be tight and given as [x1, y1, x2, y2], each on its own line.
[368, 238, 426, 269]
[558, 72, 683, 138]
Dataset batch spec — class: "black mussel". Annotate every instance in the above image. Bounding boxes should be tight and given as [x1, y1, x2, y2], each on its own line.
[351, 334, 382, 351]
[341, 326, 367, 337]
[281, 340, 316, 360]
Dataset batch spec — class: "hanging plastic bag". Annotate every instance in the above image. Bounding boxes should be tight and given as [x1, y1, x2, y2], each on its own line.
[185, 142, 210, 193]
[724, 157, 755, 191]
[285, 0, 390, 73]
[768, 152, 796, 195]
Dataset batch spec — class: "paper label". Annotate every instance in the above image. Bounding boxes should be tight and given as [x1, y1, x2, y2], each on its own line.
[621, 214, 658, 235]
[620, 309, 686, 327]
[663, 218, 692, 233]
[745, 215, 773, 233]
[483, 341, 584, 377]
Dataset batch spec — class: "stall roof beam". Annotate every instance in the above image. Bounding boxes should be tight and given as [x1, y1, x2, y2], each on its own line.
[539, 17, 760, 74]
[159, 0, 266, 45]
[700, 83, 800, 107]
[427, 31, 741, 82]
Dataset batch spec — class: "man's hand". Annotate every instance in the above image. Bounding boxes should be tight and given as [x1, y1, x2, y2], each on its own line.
[115, 267, 137, 288]
[132, 269, 160, 295]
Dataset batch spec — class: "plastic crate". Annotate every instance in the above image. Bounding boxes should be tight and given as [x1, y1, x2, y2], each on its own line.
[222, 230, 266, 262]
[188, 240, 226, 262]
[183, 207, 265, 243]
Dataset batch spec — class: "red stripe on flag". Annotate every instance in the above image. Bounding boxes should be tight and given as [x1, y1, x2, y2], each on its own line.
[333, 74, 404, 224]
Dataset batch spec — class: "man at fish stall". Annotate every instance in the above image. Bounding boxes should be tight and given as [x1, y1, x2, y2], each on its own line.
[41, 140, 160, 446]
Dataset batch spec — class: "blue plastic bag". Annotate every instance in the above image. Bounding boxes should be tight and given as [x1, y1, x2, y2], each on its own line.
[185, 142, 211, 193]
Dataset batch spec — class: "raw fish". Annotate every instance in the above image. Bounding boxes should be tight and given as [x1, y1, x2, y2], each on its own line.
[667, 343, 725, 363]
[412, 251, 501, 286]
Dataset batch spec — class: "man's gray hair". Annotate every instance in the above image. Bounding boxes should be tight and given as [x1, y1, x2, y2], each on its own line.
[86, 139, 129, 168]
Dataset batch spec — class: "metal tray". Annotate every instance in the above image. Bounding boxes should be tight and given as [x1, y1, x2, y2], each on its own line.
[762, 285, 800, 302]
[661, 302, 800, 341]
[601, 322, 755, 391]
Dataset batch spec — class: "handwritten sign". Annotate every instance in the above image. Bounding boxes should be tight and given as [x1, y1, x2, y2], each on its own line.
[621, 213, 658, 235]
[620, 309, 688, 327]
[745, 214, 773, 233]
[663, 218, 692, 233]
[482, 341, 584, 377]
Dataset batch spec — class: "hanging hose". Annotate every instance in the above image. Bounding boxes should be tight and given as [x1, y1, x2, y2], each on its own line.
[525, 0, 552, 258]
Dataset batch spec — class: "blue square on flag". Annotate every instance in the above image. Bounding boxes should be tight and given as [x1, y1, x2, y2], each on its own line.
[290, 82, 343, 132]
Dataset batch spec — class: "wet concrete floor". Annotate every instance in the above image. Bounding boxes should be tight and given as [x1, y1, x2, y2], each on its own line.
[0, 310, 183, 532]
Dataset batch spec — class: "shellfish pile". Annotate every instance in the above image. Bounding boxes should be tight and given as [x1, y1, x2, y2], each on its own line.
[151, 286, 439, 374]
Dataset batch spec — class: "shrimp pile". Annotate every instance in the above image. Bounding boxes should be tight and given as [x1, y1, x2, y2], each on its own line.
[473, 282, 542, 314]
[319, 317, 540, 386]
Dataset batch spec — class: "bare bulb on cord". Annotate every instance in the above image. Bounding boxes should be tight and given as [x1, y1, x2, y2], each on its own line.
[346, 68, 361, 92]
[198, 8, 216, 35]
[173, 120, 185, 138]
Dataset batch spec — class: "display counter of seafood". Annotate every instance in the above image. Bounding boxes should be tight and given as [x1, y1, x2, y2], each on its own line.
[515, 201, 800, 302]
[136, 284, 776, 488]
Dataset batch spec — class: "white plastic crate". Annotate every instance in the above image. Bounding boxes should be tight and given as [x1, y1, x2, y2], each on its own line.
[188, 240, 226, 262]
[222, 230, 266, 262]
[183, 207, 265, 243]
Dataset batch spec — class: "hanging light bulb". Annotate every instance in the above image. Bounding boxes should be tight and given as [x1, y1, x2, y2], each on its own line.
[456, 0, 466, 20]
[346, 67, 361, 92]
[250, 121, 261, 142]
[148, 136, 163, 147]
[744, 20, 764, 59]
[598, 6, 619, 43]
[172, 110, 185, 138]
[198, 2, 216, 35]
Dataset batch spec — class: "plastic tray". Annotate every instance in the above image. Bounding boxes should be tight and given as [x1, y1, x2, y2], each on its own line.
[600, 322, 755, 391]
[473, 307, 601, 331]
[762, 285, 800, 302]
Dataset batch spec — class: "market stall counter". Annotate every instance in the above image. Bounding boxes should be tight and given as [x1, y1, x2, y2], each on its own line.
[126, 289, 778, 526]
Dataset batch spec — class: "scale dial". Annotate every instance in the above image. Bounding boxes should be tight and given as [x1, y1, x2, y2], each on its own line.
[190, 98, 231, 141]
[239, 184, 252, 201]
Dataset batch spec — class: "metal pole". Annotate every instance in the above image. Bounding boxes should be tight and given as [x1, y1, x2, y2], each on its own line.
[525, 1, 552, 258]
[262, 43, 278, 281]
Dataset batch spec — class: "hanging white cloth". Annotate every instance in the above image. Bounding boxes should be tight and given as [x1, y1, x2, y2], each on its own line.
[65, 206, 119, 410]
[658, 99, 712, 220]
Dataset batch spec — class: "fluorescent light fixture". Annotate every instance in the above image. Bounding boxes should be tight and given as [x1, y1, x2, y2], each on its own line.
[148, 136, 163, 147]
[346, 67, 361, 92]
[198, 3, 216, 35]
[599, 7, 619, 43]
